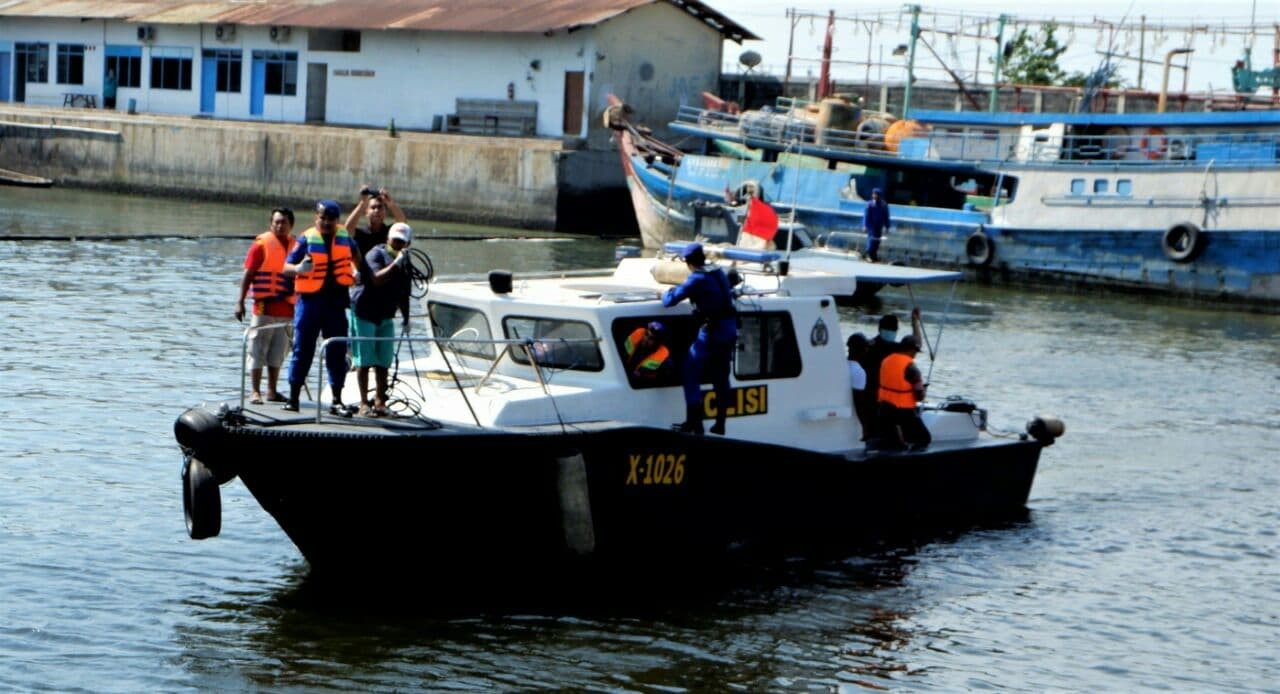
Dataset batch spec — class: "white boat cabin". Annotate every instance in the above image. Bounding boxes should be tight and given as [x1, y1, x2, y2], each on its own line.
[338, 251, 982, 454]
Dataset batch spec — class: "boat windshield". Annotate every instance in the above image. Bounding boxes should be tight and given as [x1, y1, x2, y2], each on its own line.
[428, 302, 495, 359]
[503, 316, 604, 371]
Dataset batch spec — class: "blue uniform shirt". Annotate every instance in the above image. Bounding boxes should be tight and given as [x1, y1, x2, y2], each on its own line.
[864, 198, 891, 235]
[663, 266, 737, 344]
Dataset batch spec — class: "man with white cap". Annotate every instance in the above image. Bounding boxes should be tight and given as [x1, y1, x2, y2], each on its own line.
[348, 221, 414, 416]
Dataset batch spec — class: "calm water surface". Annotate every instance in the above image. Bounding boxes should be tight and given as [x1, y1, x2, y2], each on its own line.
[1, 186, 1277, 691]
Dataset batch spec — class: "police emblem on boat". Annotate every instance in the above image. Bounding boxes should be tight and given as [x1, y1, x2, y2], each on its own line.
[810, 318, 829, 346]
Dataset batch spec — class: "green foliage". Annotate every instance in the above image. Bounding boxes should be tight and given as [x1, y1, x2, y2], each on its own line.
[1062, 70, 1125, 89]
[998, 22, 1069, 86]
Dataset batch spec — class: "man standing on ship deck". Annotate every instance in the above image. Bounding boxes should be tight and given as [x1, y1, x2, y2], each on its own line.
[349, 222, 414, 417]
[345, 185, 407, 259]
[863, 187, 891, 262]
[282, 199, 358, 415]
[662, 242, 737, 436]
[235, 207, 296, 405]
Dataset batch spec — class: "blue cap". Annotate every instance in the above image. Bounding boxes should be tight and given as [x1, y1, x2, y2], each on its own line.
[872, 188, 883, 196]
[681, 242, 705, 263]
[647, 321, 664, 334]
[316, 199, 340, 219]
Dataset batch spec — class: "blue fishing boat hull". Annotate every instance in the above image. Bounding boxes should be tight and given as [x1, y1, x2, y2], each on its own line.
[618, 132, 1280, 307]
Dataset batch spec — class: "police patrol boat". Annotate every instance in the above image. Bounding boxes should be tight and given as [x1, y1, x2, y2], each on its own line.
[174, 247, 1064, 573]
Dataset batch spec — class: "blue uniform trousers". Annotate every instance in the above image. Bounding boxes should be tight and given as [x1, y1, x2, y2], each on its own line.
[288, 295, 349, 388]
[865, 231, 883, 262]
[683, 329, 734, 408]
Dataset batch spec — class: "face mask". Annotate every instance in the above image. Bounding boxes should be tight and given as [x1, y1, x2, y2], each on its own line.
[880, 329, 897, 342]
[388, 246, 401, 258]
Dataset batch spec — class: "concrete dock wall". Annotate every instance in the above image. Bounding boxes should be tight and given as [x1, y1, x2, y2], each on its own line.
[0, 106, 566, 229]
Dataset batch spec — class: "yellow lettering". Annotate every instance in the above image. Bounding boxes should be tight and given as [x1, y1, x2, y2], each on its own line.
[733, 387, 744, 416]
[703, 390, 717, 418]
[744, 387, 759, 414]
[642, 454, 654, 485]
[673, 454, 686, 484]
[662, 454, 676, 484]
[626, 454, 640, 485]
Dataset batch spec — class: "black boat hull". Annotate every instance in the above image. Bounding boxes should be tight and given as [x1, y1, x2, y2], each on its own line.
[175, 406, 1043, 572]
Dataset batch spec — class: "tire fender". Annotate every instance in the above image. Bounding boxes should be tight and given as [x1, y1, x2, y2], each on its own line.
[965, 227, 995, 266]
[1162, 223, 1203, 263]
[183, 457, 221, 540]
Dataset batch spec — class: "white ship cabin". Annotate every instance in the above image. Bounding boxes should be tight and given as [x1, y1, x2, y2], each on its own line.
[378, 250, 981, 454]
[906, 109, 1280, 168]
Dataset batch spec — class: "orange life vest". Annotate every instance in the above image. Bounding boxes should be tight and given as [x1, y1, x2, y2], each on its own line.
[878, 353, 918, 409]
[293, 227, 355, 294]
[248, 231, 296, 304]
[624, 327, 669, 374]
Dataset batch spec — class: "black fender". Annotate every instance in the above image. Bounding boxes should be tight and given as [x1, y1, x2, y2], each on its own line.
[183, 457, 221, 540]
[1162, 223, 1204, 263]
[965, 228, 995, 266]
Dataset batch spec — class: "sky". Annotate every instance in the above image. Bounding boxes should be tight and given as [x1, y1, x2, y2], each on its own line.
[717, 0, 1280, 94]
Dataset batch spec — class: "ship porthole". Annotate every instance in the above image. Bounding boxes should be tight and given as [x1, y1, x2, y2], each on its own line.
[1162, 223, 1203, 263]
[965, 229, 995, 266]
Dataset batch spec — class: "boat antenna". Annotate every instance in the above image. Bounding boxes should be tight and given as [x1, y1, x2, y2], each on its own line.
[780, 132, 804, 262]
[909, 279, 959, 385]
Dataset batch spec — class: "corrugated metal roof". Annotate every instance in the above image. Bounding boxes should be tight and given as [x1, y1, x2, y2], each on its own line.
[0, 0, 758, 41]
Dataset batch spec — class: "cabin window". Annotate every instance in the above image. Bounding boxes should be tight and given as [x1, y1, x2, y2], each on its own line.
[735, 312, 802, 380]
[150, 47, 194, 91]
[428, 302, 495, 360]
[612, 317, 686, 389]
[56, 44, 85, 85]
[1116, 179, 1133, 196]
[1093, 179, 1108, 194]
[1070, 178, 1085, 195]
[503, 317, 603, 372]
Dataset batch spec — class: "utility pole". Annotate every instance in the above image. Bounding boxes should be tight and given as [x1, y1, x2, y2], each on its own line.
[903, 4, 921, 118]
[1137, 16, 1146, 89]
[817, 10, 836, 99]
[782, 8, 796, 95]
[989, 14, 1008, 112]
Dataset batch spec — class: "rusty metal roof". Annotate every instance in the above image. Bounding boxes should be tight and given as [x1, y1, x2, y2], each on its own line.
[0, 0, 758, 41]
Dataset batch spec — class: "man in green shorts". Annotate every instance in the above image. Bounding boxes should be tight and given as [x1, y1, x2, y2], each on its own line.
[349, 222, 414, 416]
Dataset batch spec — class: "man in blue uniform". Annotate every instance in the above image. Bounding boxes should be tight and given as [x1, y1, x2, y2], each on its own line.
[863, 187, 891, 262]
[282, 199, 358, 415]
[662, 242, 738, 435]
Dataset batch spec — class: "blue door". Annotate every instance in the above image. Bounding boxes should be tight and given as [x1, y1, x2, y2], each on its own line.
[249, 56, 265, 116]
[0, 52, 9, 102]
[200, 56, 216, 113]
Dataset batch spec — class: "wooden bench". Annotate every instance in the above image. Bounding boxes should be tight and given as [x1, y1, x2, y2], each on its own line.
[450, 98, 537, 137]
[62, 93, 98, 108]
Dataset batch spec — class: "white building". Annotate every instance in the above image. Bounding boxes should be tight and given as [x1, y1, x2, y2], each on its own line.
[0, 0, 755, 141]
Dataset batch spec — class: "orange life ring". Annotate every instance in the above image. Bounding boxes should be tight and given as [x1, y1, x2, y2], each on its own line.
[1138, 127, 1167, 160]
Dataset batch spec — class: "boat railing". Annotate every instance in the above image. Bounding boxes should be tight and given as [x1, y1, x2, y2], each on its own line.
[238, 321, 294, 412]
[673, 104, 1280, 169]
[314, 334, 602, 427]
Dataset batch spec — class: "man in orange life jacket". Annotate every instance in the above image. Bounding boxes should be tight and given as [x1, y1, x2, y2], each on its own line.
[235, 207, 296, 405]
[623, 321, 671, 382]
[282, 199, 358, 414]
[877, 334, 930, 450]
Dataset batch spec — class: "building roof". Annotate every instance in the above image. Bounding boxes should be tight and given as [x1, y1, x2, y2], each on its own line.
[0, 0, 758, 42]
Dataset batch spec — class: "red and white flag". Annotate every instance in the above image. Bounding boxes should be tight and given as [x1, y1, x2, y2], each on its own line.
[741, 197, 779, 242]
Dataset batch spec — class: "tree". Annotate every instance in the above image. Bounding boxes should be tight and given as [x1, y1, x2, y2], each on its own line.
[998, 22, 1069, 86]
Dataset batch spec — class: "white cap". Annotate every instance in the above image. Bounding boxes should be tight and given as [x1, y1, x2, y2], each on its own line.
[388, 222, 412, 244]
